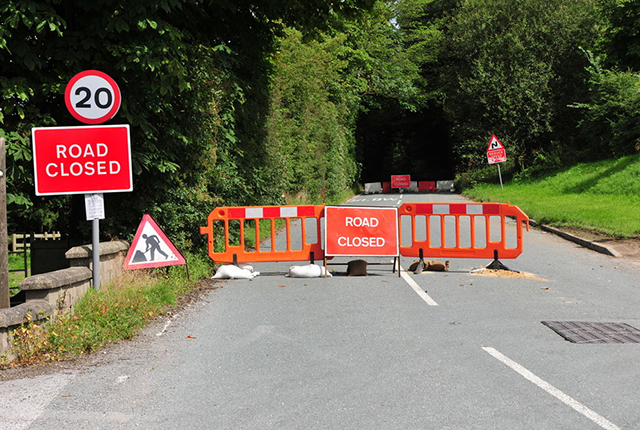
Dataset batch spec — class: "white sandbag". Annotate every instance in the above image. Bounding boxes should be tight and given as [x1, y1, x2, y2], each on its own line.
[238, 263, 254, 272]
[212, 264, 260, 279]
[287, 264, 332, 278]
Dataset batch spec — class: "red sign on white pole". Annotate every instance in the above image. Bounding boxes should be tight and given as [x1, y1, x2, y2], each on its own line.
[324, 206, 399, 257]
[391, 175, 411, 188]
[32, 124, 132, 196]
[486, 135, 507, 164]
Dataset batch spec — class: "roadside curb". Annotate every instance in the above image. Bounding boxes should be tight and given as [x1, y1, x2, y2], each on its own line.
[529, 220, 621, 257]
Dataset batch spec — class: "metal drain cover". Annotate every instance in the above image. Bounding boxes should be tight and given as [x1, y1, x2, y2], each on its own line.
[542, 321, 640, 344]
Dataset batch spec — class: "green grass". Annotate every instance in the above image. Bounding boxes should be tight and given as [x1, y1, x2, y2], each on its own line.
[464, 154, 640, 238]
[8, 251, 29, 296]
[3, 251, 213, 366]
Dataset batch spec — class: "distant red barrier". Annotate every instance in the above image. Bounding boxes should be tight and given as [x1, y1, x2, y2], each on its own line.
[418, 181, 436, 192]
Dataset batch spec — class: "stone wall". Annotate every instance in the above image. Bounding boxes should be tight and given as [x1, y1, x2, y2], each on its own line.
[0, 240, 129, 359]
[65, 240, 129, 287]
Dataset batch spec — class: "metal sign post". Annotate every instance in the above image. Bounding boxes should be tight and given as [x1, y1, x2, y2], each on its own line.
[92, 218, 100, 289]
[85, 193, 105, 289]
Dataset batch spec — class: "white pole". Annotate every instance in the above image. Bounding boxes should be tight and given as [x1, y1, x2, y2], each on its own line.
[497, 163, 504, 190]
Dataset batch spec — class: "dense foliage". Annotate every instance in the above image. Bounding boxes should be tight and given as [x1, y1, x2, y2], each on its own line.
[0, 0, 376, 244]
[1, 0, 639, 244]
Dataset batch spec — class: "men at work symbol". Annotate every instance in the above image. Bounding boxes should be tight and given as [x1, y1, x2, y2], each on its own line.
[131, 234, 169, 262]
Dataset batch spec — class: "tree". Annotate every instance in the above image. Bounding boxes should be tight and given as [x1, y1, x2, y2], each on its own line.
[437, 0, 602, 171]
[603, 0, 640, 71]
[0, 0, 375, 245]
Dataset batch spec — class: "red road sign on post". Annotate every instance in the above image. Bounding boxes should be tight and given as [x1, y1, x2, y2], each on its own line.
[32, 124, 132, 196]
[486, 135, 507, 164]
[324, 206, 399, 257]
[65, 70, 121, 125]
[391, 175, 411, 188]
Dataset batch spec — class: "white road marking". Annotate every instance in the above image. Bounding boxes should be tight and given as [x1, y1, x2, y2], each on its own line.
[399, 265, 439, 306]
[483, 347, 621, 430]
[115, 375, 130, 384]
[156, 317, 173, 337]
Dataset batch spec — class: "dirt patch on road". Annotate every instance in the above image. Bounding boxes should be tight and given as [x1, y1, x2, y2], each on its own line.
[470, 268, 548, 281]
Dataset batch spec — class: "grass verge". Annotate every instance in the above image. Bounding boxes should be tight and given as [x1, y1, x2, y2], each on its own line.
[464, 154, 640, 238]
[2, 251, 213, 368]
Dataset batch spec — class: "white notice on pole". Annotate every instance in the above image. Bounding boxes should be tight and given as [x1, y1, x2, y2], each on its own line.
[85, 193, 105, 220]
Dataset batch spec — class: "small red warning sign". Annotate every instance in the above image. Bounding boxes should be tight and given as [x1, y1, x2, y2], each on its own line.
[123, 214, 186, 269]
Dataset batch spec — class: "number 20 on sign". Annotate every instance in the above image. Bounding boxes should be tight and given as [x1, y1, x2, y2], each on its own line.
[65, 70, 121, 125]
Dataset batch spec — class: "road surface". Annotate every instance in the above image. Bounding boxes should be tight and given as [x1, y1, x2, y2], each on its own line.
[1, 193, 639, 429]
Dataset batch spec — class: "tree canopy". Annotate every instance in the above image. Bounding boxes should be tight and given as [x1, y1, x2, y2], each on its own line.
[1, 0, 638, 245]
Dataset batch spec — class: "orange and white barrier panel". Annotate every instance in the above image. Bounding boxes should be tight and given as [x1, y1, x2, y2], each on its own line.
[200, 205, 326, 264]
[398, 202, 529, 260]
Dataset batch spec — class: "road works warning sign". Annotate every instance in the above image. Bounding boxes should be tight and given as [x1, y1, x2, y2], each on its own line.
[123, 215, 186, 269]
[324, 206, 399, 257]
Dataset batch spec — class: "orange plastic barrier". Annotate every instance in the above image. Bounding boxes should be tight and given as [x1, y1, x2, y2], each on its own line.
[200, 205, 327, 264]
[398, 202, 530, 260]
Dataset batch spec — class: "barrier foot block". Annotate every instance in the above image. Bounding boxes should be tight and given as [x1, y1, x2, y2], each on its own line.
[485, 258, 518, 272]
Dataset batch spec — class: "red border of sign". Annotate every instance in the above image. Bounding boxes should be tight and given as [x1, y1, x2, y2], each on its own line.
[65, 70, 121, 125]
[324, 206, 399, 257]
[123, 215, 186, 269]
[31, 124, 133, 195]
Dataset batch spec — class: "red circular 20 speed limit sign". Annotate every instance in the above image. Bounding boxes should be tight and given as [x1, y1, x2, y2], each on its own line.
[64, 70, 121, 124]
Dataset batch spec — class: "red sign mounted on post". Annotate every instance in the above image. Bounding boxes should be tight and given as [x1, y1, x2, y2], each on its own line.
[324, 206, 399, 257]
[391, 175, 411, 188]
[486, 135, 507, 164]
[32, 124, 132, 196]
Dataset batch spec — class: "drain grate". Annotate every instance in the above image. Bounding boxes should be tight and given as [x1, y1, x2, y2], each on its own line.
[542, 321, 640, 344]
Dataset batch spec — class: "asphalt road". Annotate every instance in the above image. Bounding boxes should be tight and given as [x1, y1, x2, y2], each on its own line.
[2, 193, 639, 430]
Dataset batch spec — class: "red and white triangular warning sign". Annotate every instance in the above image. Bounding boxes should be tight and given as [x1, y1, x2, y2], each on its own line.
[487, 135, 505, 150]
[123, 214, 186, 269]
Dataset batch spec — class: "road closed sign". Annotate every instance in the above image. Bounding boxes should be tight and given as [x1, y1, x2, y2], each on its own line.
[324, 206, 399, 257]
[391, 175, 411, 188]
[32, 124, 132, 195]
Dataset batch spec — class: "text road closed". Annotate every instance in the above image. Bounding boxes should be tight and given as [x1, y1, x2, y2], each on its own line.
[32, 124, 132, 195]
[325, 206, 399, 257]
